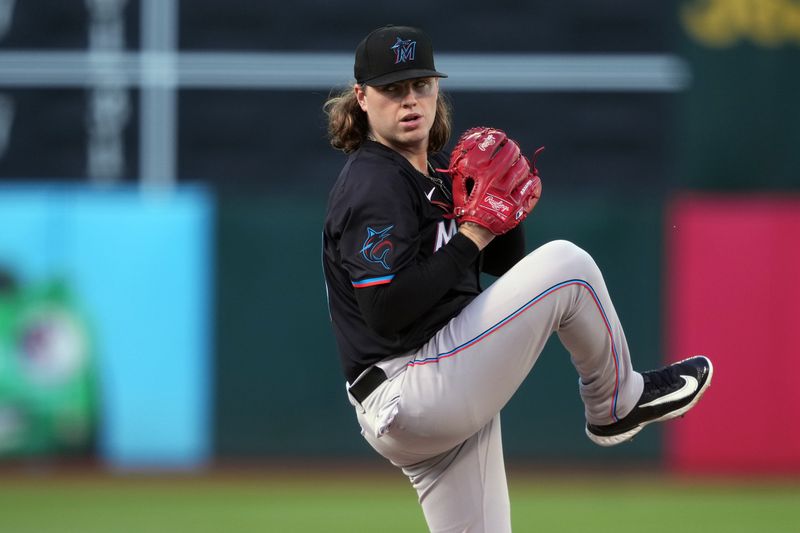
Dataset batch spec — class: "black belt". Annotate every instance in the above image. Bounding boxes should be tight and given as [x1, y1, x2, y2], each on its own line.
[349, 366, 388, 403]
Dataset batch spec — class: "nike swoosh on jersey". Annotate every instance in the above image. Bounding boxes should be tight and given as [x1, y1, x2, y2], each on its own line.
[639, 375, 699, 408]
[425, 187, 436, 201]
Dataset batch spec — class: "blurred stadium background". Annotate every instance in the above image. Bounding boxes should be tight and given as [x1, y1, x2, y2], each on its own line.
[0, 1, 798, 531]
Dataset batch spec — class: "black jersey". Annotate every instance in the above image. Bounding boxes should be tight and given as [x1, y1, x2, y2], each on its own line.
[322, 140, 483, 383]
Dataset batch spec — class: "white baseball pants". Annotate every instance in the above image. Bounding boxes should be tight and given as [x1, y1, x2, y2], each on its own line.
[347, 240, 644, 532]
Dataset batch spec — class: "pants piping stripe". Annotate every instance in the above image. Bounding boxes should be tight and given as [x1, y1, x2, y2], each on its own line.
[407, 279, 622, 421]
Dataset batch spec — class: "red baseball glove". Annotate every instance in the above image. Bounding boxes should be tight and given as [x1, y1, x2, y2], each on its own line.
[444, 127, 543, 235]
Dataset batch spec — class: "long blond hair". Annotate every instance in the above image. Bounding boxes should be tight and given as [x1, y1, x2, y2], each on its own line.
[323, 83, 452, 154]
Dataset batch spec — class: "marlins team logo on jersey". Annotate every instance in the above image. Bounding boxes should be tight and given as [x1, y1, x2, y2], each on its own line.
[391, 37, 416, 64]
[434, 219, 458, 252]
[360, 225, 395, 270]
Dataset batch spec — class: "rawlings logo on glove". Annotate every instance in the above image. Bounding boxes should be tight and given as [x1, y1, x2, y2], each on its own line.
[483, 194, 513, 215]
[442, 127, 543, 235]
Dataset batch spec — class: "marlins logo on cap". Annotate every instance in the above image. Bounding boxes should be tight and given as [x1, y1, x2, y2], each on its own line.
[391, 37, 416, 64]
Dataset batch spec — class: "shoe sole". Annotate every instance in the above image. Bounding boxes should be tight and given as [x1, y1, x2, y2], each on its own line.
[586, 356, 714, 447]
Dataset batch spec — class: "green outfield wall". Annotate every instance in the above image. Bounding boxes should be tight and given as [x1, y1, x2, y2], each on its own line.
[213, 192, 665, 462]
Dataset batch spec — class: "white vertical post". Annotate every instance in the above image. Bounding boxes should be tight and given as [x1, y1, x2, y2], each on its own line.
[139, 0, 178, 190]
[86, 0, 130, 185]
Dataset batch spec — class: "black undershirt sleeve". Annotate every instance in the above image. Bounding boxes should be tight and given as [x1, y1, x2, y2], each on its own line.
[354, 232, 480, 337]
[481, 225, 526, 276]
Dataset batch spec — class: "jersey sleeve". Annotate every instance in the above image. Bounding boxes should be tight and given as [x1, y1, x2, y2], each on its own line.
[338, 167, 421, 288]
[481, 224, 525, 276]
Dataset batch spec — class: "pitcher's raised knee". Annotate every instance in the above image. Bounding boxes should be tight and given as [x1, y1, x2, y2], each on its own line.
[527, 240, 599, 279]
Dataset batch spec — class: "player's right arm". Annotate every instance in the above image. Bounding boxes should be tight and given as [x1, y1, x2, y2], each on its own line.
[480, 224, 525, 276]
[353, 232, 479, 337]
[335, 165, 480, 338]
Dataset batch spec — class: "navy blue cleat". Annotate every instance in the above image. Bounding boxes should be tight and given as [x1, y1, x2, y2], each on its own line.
[586, 355, 714, 447]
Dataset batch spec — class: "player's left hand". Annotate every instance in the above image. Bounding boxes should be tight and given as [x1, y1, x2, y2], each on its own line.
[443, 127, 543, 235]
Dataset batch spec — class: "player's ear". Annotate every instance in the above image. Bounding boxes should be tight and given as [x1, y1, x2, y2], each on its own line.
[354, 84, 368, 112]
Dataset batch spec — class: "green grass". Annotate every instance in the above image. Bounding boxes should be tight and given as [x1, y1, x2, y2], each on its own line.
[0, 469, 798, 532]
[510, 476, 800, 533]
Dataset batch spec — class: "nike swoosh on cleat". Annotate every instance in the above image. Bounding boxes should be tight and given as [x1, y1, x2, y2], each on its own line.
[639, 375, 699, 408]
[425, 187, 436, 201]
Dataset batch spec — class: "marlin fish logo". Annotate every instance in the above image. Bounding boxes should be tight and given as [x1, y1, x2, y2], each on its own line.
[391, 37, 416, 64]
[360, 225, 395, 270]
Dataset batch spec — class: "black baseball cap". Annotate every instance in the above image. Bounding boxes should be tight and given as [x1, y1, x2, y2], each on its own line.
[354, 25, 448, 86]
